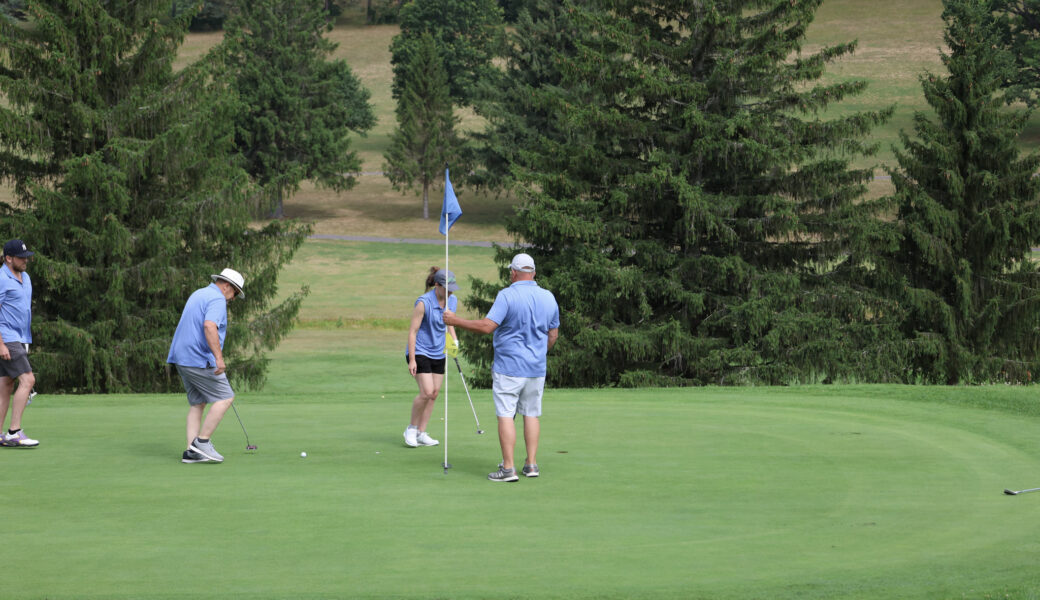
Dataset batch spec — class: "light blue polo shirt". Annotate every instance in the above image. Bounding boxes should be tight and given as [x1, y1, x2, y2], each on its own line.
[486, 280, 559, 377]
[407, 290, 458, 359]
[0, 264, 32, 344]
[167, 283, 228, 368]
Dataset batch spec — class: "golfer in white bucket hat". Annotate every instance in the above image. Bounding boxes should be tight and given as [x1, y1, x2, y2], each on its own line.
[167, 268, 245, 463]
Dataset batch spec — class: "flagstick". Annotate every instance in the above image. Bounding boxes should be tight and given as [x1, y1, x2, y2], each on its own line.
[443, 186, 451, 474]
[439, 165, 459, 475]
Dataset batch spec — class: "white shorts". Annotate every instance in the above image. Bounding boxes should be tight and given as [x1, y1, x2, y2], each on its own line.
[492, 372, 545, 418]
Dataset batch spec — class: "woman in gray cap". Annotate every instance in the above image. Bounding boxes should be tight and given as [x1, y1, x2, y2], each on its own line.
[403, 266, 460, 448]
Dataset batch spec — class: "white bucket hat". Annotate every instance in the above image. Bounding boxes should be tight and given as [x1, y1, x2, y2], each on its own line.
[211, 268, 245, 298]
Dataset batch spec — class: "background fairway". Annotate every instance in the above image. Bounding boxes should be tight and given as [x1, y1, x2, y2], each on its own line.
[274, 239, 500, 328]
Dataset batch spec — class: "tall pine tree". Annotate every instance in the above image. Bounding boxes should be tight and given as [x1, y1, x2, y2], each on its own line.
[384, 32, 461, 219]
[220, 0, 375, 218]
[467, 0, 901, 386]
[389, 0, 503, 107]
[0, 0, 310, 392]
[867, 0, 1040, 384]
[469, 0, 581, 191]
[994, 0, 1040, 106]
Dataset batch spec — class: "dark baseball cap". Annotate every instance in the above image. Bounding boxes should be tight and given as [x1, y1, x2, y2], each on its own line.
[3, 239, 33, 258]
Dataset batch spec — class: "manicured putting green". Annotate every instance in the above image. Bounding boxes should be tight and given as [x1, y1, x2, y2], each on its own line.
[7, 384, 1040, 599]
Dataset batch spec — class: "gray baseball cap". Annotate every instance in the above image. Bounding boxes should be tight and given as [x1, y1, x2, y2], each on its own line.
[434, 269, 460, 292]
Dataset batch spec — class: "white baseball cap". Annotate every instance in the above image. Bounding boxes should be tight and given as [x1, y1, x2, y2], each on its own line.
[509, 253, 536, 273]
[211, 268, 245, 298]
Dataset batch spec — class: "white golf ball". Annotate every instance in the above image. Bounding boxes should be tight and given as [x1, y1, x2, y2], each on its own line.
[300, 452, 307, 458]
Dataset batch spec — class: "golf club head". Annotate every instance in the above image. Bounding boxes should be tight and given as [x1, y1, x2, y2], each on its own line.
[477, 429, 484, 434]
[246, 444, 258, 451]
[1005, 489, 1018, 495]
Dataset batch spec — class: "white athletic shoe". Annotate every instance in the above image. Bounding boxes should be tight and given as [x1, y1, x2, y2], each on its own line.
[404, 426, 419, 448]
[1, 430, 38, 445]
[1, 430, 39, 447]
[417, 431, 439, 446]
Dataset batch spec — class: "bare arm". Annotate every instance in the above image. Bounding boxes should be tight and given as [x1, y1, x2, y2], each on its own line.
[203, 321, 226, 375]
[547, 327, 559, 352]
[406, 302, 425, 375]
[0, 298, 7, 360]
[443, 310, 498, 335]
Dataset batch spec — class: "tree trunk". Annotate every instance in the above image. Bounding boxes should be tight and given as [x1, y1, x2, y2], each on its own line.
[270, 187, 285, 220]
[422, 181, 429, 219]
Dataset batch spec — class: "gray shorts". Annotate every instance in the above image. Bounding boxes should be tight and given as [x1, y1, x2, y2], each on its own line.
[176, 365, 235, 406]
[0, 342, 32, 379]
[492, 372, 545, 418]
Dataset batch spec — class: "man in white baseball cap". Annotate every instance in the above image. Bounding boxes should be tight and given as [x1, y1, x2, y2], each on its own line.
[444, 252, 560, 482]
[166, 268, 245, 463]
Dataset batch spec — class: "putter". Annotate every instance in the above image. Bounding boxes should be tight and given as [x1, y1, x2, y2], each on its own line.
[230, 403, 257, 450]
[1004, 487, 1040, 495]
[453, 357, 483, 434]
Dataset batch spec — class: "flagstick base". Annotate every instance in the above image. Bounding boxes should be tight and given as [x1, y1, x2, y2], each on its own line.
[443, 462, 452, 474]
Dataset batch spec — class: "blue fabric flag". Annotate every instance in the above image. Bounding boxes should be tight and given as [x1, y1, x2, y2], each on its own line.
[439, 168, 462, 235]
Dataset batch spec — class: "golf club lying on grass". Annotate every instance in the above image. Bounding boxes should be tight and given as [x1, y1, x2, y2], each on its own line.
[453, 357, 483, 434]
[230, 403, 257, 451]
[1004, 487, 1040, 495]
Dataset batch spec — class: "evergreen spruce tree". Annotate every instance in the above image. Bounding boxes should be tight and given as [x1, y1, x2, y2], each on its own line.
[171, 0, 228, 31]
[221, 0, 375, 218]
[466, 0, 901, 386]
[0, 0, 310, 392]
[469, 0, 581, 191]
[389, 0, 503, 107]
[384, 32, 461, 219]
[994, 0, 1040, 106]
[868, 0, 1040, 384]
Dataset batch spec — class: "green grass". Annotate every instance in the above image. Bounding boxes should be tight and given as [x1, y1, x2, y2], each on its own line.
[17, 240, 1040, 598]
[12, 347, 1040, 599]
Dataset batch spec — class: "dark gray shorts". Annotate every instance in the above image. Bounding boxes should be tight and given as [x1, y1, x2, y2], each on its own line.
[0, 342, 32, 379]
[176, 365, 235, 406]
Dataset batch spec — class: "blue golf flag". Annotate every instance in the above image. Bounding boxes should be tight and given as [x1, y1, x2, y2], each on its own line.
[439, 168, 462, 235]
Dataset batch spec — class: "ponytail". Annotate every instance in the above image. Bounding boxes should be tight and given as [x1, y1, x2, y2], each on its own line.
[425, 266, 440, 291]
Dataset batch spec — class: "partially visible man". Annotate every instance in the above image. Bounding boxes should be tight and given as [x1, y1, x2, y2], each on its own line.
[167, 268, 245, 464]
[444, 253, 559, 482]
[0, 239, 38, 448]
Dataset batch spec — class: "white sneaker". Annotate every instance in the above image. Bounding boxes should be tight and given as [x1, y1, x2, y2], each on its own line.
[417, 431, 439, 446]
[404, 426, 419, 447]
[1, 430, 39, 447]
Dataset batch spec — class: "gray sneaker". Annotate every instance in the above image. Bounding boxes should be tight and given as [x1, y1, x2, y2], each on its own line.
[522, 464, 539, 477]
[488, 466, 519, 482]
[190, 438, 224, 462]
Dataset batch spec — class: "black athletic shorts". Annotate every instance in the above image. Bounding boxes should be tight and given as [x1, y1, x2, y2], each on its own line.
[407, 354, 445, 375]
